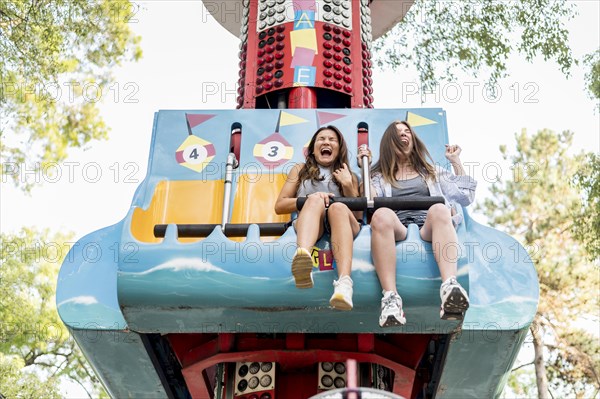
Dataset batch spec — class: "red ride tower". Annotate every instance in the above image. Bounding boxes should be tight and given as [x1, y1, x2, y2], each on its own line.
[204, 0, 413, 110]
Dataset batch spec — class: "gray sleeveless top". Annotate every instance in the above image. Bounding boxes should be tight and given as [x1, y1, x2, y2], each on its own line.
[391, 175, 430, 220]
[296, 165, 342, 197]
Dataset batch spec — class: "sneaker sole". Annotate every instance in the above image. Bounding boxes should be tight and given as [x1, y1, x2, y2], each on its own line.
[440, 310, 465, 321]
[329, 294, 353, 311]
[292, 253, 313, 289]
[379, 314, 406, 328]
[441, 287, 469, 320]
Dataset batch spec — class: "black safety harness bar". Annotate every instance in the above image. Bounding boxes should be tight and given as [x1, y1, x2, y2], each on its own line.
[153, 196, 444, 238]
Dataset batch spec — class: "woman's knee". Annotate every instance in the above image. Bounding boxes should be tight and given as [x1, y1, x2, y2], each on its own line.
[371, 208, 397, 232]
[303, 195, 326, 211]
[327, 201, 350, 217]
[428, 203, 451, 224]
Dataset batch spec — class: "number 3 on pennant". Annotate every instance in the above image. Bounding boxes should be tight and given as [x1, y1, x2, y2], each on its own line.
[262, 141, 284, 162]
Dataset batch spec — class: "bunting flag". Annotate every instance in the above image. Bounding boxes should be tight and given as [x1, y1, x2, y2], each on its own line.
[406, 112, 437, 127]
[185, 113, 216, 130]
[175, 135, 215, 173]
[279, 111, 309, 127]
[317, 111, 347, 126]
[253, 132, 294, 168]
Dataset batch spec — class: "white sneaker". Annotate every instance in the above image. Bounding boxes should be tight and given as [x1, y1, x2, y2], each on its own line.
[379, 291, 406, 327]
[329, 275, 353, 310]
[440, 276, 469, 320]
[291, 247, 313, 289]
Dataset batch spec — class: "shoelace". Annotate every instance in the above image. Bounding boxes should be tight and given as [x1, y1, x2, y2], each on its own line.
[382, 294, 400, 309]
[441, 278, 458, 293]
[333, 277, 352, 287]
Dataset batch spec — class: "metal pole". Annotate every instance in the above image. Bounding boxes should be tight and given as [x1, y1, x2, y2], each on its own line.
[360, 145, 373, 206]
[221, 152, 238, 231]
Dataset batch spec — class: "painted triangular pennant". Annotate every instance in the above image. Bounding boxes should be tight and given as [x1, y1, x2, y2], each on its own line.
[280, 111, 309, 127]
[186, 114, 216, 129]
[317, 111, 346, 126]
[406, 112, 437, 127]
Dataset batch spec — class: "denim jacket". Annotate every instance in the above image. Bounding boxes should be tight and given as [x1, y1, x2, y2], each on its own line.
[371, 166, 477, 226]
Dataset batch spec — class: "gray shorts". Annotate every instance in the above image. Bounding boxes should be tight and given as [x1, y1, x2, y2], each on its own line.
[398, 214, 427, 228]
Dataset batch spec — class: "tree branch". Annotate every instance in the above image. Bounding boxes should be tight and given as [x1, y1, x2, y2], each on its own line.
[512, 361, 535, 372]
[73, 377, 93, 399]
[33, 361, 58, 368]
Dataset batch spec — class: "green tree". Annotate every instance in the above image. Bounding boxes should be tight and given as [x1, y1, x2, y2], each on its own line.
[1, 2, 140, 395]
[572, 152, 600, 261]
[0, 354, 61, 399]
[0, 228, 107, 398]
[480, 130, 600, 398]
[374, 0, 576, 89]
[583, 50, 600, 106]
[0, 0, 142, 191]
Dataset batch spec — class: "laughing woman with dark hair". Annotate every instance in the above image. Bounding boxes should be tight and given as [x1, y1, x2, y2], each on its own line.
[358, 120, 477, 327]
[275, 126, 361, 310]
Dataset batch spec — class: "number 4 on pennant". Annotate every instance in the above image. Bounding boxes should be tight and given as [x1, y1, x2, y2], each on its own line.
[175, 135, 215, 173]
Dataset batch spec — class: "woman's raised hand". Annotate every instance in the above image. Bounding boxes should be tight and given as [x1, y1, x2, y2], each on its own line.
[332, 163, 353, 189]
[445, 144, 462, 163]
[357, 144, 371, 167]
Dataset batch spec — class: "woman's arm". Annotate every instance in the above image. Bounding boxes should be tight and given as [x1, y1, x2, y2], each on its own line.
[445, 144, 466, 176]
[274, 163, 304, 214]
[435, 167, 477, 207]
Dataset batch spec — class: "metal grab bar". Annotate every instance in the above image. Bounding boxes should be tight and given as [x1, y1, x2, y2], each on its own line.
[356, 122, 371, 202]
[221, 152, 239, 231]
[361, 156, 372, 202]
[153, 222, 290, 238]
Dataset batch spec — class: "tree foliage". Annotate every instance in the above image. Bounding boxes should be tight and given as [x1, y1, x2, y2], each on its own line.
[480, 129, 600, 398]
[373, 0, 576, 89]
[0, 228, 107, 398]
[0, 0, 141, 191]
[0, 354, 62, 399]
[583, 49, 600, 105]
[572, 152, 600, 261]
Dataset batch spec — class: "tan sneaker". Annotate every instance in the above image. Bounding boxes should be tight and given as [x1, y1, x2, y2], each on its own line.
[291, 248, 314, 288]
[329, 275, 353, 310]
